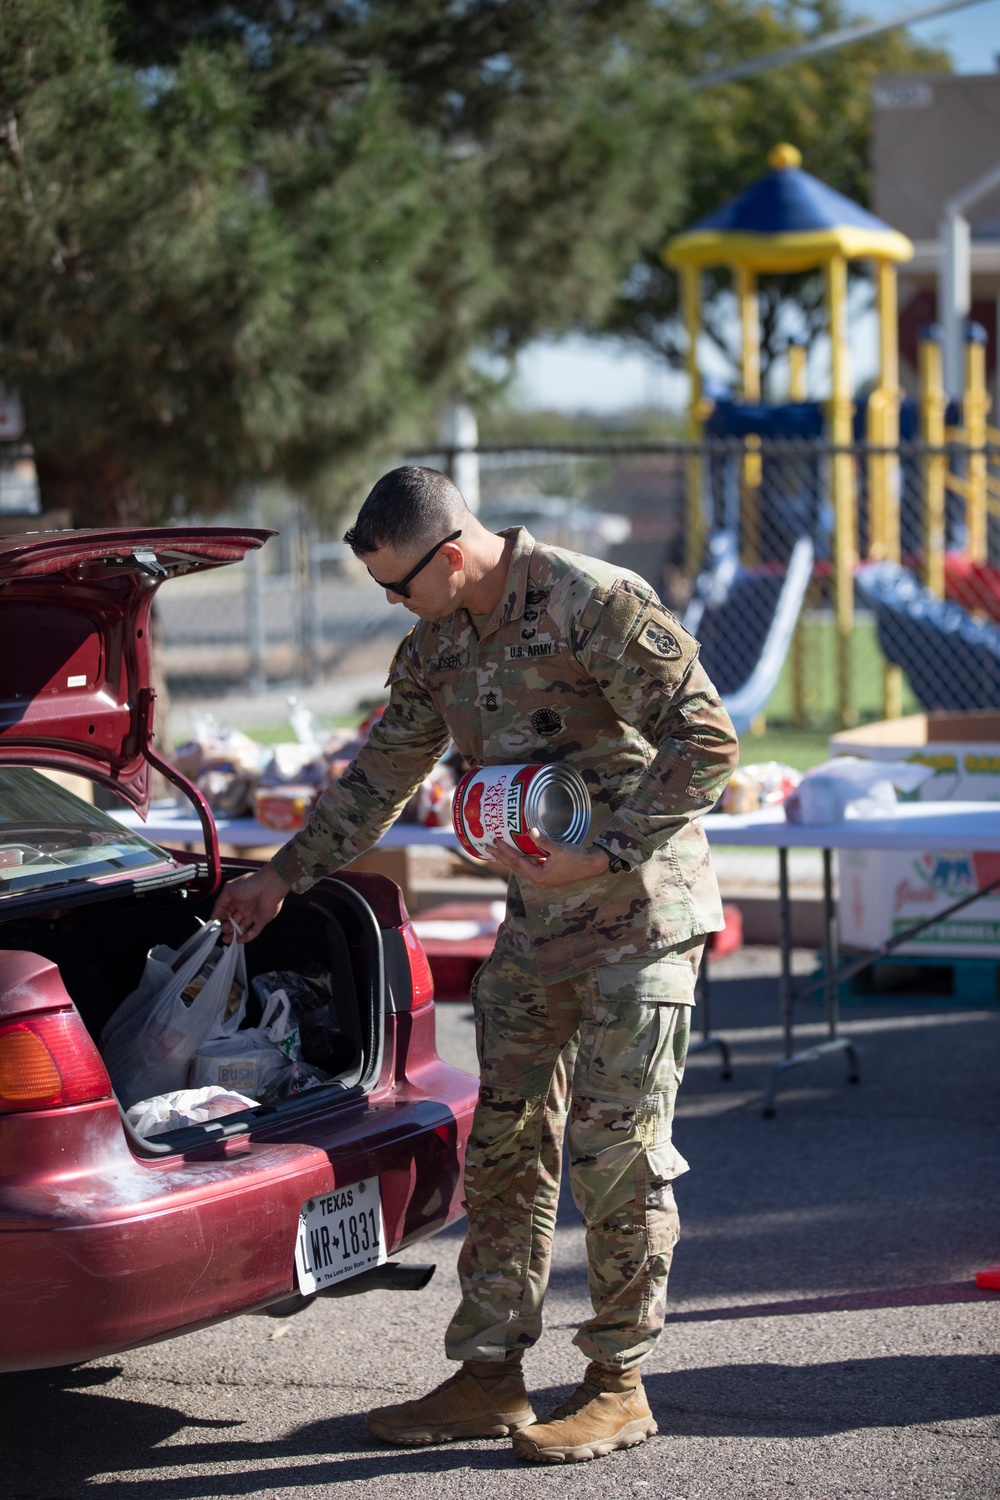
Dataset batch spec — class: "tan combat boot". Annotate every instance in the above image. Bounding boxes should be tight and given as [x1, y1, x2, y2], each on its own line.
[366, 1357, 536, 1446]
[512, 1360, 656, 1464]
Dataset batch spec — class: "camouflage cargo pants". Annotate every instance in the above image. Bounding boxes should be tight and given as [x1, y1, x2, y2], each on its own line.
[444, 934, 703, 1371]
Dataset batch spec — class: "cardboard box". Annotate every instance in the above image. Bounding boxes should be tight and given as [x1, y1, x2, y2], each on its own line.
[838, 847, 1000, 957]
[829, 711, 1000, 802]
[830, 712, 1000, 955]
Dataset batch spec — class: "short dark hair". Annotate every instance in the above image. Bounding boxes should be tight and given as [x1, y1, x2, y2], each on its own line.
[345, 466, 468, 556]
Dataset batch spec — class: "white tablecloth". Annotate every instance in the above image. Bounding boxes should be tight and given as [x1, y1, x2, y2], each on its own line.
[114, 799, 1000, 855]
[701, 802, 1000, 852]
[111, 803, 458, 849]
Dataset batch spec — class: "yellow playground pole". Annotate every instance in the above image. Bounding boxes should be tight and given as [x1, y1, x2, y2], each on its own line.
[964, 324, 989, 565]
[788, 336, 808, 401]
[736, 264, 762, 564]
[681, 265, 704, 575]
[785, 331, 810, 725]
[826, 253, 857, 727]
[737, 264, 761, 404]
[867, 260, 901, 561]
[870, 258, 903, 717]
[919, 329, 947, 598]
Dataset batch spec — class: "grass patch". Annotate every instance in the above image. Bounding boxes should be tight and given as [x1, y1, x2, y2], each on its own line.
[231, 713, 361, 746]
[738, 613, 920, 770]
[765, 614, 920, 726]
[737, 726, 833, 771]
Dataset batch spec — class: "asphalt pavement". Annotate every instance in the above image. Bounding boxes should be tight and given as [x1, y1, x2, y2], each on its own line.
[3, 945, 999, 1500]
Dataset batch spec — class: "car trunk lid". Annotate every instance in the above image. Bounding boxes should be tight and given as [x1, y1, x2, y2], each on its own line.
[0, 527, 273, 816]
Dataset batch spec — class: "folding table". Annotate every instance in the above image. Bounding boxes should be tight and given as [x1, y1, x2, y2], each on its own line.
[702, 802, 1000, 1114]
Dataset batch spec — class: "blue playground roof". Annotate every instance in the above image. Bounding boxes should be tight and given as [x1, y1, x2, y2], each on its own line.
[694, 167, 895, 237]
[665, 147, 912, 271]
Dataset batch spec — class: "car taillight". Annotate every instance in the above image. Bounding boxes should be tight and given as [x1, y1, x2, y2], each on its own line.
[0, 1012, 112, 1112]
[400, 922, 435, 1009]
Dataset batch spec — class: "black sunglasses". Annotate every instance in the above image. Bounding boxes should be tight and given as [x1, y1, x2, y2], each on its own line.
[367, 530, 462, 598]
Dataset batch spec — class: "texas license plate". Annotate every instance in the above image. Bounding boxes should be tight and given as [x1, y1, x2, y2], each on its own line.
[294, 1175, 386, 1295]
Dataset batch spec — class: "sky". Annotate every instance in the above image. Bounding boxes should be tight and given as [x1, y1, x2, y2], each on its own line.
[513, 0, 1000, 415]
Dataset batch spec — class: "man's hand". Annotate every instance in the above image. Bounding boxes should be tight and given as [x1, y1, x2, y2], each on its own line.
[485, 828, 611, 889]
[211, 863, 290, 943]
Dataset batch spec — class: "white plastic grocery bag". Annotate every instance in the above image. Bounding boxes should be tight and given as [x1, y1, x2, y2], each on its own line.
[784, 756, 935, 825]
[127, 1085, 259, 1138]
[100, 920, 248, 1108]
[190, 989, 299, 1099]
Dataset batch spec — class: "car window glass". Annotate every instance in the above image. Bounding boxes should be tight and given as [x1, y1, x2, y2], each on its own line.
[0, 768, 177, 896]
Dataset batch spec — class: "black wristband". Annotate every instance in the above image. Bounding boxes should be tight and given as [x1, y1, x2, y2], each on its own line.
[595, 842, 633, 874]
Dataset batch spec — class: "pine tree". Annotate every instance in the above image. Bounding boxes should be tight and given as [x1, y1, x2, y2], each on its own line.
[0, 1, 686, 524]
[0, 2, 954, 526]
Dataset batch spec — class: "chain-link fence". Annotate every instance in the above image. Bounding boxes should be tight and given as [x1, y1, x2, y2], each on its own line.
[157, 505, 405, 705]
[158, 438, 1000, 729]
[158, 451, 692, 708]
[691, 436, 1000, 726]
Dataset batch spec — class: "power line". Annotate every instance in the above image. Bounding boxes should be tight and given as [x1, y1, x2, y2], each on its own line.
[693, 0, 992, 88]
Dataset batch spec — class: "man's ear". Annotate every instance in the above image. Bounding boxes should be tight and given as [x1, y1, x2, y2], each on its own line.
[442, 540, 465, 575]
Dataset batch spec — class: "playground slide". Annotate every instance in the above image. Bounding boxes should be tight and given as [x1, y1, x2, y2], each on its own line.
[855, 561, 1000, 712]
[683, 532, 814, 734]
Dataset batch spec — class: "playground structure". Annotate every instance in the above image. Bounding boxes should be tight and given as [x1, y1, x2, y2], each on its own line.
[684, 531, 814, 735]
[664, 145, 1000, 728]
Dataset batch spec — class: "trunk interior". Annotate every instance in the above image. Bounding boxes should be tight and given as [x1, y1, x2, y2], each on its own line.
[1, 871, 385, 1148]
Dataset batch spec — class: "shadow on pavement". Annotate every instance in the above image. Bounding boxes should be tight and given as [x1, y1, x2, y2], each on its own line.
[665, 1281, 997, 1321]
[3, 1351, 999, 1497]
[646, 1352, 1000, 1436]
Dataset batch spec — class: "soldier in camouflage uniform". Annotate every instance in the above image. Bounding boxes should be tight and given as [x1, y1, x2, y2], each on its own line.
[215, 466, 738, 1464]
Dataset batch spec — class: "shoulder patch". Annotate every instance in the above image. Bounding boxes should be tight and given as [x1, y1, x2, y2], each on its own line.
[626, 604, 699, 680]
[638, 619, 682, 660]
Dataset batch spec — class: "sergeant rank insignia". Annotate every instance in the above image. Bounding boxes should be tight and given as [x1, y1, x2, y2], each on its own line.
[483, 689, 499, 712]
[640, 620, 683, 659]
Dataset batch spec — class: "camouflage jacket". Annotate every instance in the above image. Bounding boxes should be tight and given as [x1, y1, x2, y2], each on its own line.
[271, 528, 739, 983]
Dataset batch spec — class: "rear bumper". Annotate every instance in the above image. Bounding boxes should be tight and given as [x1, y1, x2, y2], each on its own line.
[0, 1064, 476, 1372]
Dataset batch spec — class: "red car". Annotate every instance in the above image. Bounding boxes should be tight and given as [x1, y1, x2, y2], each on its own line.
[0, 526, 477, 1373]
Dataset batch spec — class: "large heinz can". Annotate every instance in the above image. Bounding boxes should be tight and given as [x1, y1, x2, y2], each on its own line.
[453, 762, 591, 861]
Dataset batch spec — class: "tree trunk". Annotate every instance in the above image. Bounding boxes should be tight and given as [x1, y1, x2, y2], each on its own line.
[35, 446, 151, 530]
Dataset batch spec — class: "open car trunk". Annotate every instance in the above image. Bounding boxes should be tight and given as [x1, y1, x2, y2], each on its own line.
[0, 867, 385, 1150]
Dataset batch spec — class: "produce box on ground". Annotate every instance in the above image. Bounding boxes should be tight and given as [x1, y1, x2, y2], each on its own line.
[838, 847, 1000, 958]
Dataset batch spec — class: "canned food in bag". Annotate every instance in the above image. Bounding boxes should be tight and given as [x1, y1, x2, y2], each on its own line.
[453, 763, 591, 861]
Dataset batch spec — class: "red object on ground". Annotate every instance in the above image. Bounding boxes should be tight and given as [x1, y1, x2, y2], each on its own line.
[415, 899, 744, 1001]
[708, 903, 744, 958]
[413, 901, 499, 1001]
[945, 552, 1000, 624]
[975, 1264, 1000, 1290]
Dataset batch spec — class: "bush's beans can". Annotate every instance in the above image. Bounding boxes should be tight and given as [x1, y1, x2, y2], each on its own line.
[452, 762, 591, 861]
